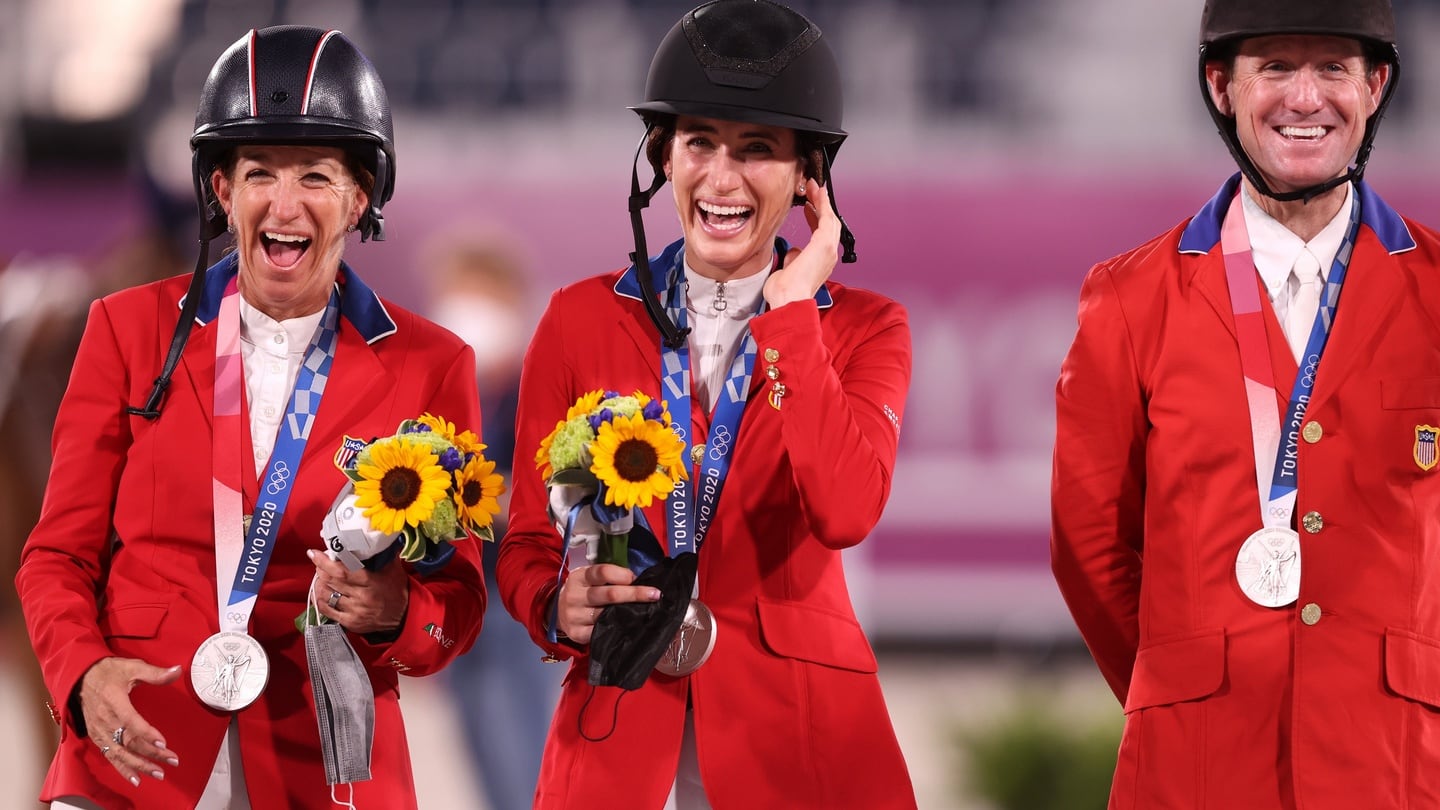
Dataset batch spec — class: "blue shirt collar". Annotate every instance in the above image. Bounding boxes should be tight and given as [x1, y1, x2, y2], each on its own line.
[182, 252, 397, 343]
[1179, 172, 1416, 256]
[613, 237, 835, 310]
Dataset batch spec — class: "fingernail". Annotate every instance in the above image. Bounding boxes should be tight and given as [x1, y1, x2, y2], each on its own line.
[154, 739, 167, 749]
[306, 549, 316, 559]
[151, 769, 164, 780]
[648, 589, 662, 601]
[166, 757, 179, 767]
[130, 776, 140, 787]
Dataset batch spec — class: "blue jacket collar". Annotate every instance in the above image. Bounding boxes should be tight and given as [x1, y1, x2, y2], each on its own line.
[613, 237, 835, 310]
[1179, 172, 1416, 256]
[182, 252, 397, 343]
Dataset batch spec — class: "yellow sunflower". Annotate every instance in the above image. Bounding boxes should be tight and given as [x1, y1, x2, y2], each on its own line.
[591, 411, 687, 510]
[455, 455, 506, 533]
[567, 389, 606, 420]
[353, 437, 451, 535]
[417, 412, 484, 456]
[535, 419, 567, 478]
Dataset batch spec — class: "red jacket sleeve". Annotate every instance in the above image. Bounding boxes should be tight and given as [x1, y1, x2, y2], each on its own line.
[1051, 263, 1147, 703]
[16, 297, 136, 731]
[746, 292, 911, 549]
[497, 287, 581, 659]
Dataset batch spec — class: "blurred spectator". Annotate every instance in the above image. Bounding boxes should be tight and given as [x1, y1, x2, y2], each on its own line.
[425, 232, 561, 810]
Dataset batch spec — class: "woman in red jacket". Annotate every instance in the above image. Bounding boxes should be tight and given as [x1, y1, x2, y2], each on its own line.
[497, 2, 916, 808]
[18, 26, 484, 809]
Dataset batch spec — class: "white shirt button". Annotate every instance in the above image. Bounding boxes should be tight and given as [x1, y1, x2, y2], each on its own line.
[273, 333, 285, 345]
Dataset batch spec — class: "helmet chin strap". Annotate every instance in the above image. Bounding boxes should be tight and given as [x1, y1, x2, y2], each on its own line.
[126, 237, 211, 420]
[628, 126, 689, 350]
[128, 152, 223, 419]
[1238, 162, 1356, 205]
[821, 147, 857, 263]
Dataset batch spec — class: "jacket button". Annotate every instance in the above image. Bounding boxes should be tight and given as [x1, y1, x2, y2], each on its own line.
[1302, 421, 1323, 443]
[1301, 511, 1323, 534]
[1301, 603, 1322, 626]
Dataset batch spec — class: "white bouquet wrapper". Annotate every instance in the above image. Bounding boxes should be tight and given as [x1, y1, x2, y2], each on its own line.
[547, 483, 633, 569]
[321, 481, 402, 571]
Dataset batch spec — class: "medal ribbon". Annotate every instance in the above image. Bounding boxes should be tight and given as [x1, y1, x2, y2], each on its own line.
[1219, 190, 1359, 530]
[659, 243, 763, 556]
[212, 280, 340, 633]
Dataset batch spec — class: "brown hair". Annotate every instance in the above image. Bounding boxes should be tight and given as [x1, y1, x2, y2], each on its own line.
[642, 114, 826, 206]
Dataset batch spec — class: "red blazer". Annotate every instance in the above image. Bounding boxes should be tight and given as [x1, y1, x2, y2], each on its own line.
[1053, 175, 1440, 809]
[497, 241, 917, 810]
[16, 256, 485, 809]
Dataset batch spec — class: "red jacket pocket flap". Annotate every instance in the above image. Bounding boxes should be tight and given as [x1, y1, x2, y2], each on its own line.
[99, 603, 169, 640]
[1384, 628, 1440, 708]
[756, 598, 878, 673]
[1123, 628, 1225, 713]
[1381, 377, 1440, 409]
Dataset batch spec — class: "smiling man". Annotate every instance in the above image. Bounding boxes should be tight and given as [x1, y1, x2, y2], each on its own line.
[1051, 1, 1440, 808]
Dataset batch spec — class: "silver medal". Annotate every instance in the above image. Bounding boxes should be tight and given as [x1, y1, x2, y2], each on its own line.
[191, 631, 270, 710]
[655, 599, 717, 677]
[1235, 526, 1303, 608]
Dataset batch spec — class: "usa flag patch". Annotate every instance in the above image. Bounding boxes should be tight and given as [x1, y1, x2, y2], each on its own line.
[1415, 425, 1438, 472]
[333, 435, 367, 471]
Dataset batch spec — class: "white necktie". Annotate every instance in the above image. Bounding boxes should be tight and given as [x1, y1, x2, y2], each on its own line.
[1285, 250, 1323, 364]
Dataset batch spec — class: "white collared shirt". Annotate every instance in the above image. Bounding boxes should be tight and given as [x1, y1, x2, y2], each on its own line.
[1241, 182, 1354, 322]
[238, 298, 325, 469]
[683, 258, 769, 413]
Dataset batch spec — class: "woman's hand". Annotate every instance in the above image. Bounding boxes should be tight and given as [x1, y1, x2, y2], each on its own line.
[308, 548, 410, 634]
[556, 564, 661, 645]
[78, 657, 183, 786]
[763, 177, 842, 309]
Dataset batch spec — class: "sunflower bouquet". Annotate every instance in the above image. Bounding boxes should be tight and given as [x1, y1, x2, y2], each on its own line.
[297, 414, 504, 630]
[345, 413, 506, 554]
[536, 390, 688, 568]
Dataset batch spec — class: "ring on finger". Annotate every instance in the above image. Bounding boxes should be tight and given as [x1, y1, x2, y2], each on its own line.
[327, 590, 343, 609]
[100, 744, 110, 755]
[112, 726, 125, 746]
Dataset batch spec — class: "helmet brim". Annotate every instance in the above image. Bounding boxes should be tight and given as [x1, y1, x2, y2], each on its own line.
[191, 118, 386, 150]
[629, 100, 846, 143]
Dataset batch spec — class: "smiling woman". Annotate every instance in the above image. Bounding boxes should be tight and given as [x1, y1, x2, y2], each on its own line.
[211, 145, 371, 321]
[17, 25, 485, 810]
[663, 117, 803, 282]
[496, 2, 917, 809]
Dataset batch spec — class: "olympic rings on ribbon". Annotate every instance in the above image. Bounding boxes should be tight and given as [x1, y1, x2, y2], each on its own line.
[265, 461, 292, 495]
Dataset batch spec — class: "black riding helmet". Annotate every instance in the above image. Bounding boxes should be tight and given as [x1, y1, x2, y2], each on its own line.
[193, 25, 395, 242]
[1198, 0, 1399, 202]
[128, 26, 394, 419]
[626, 0, 854, 348]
